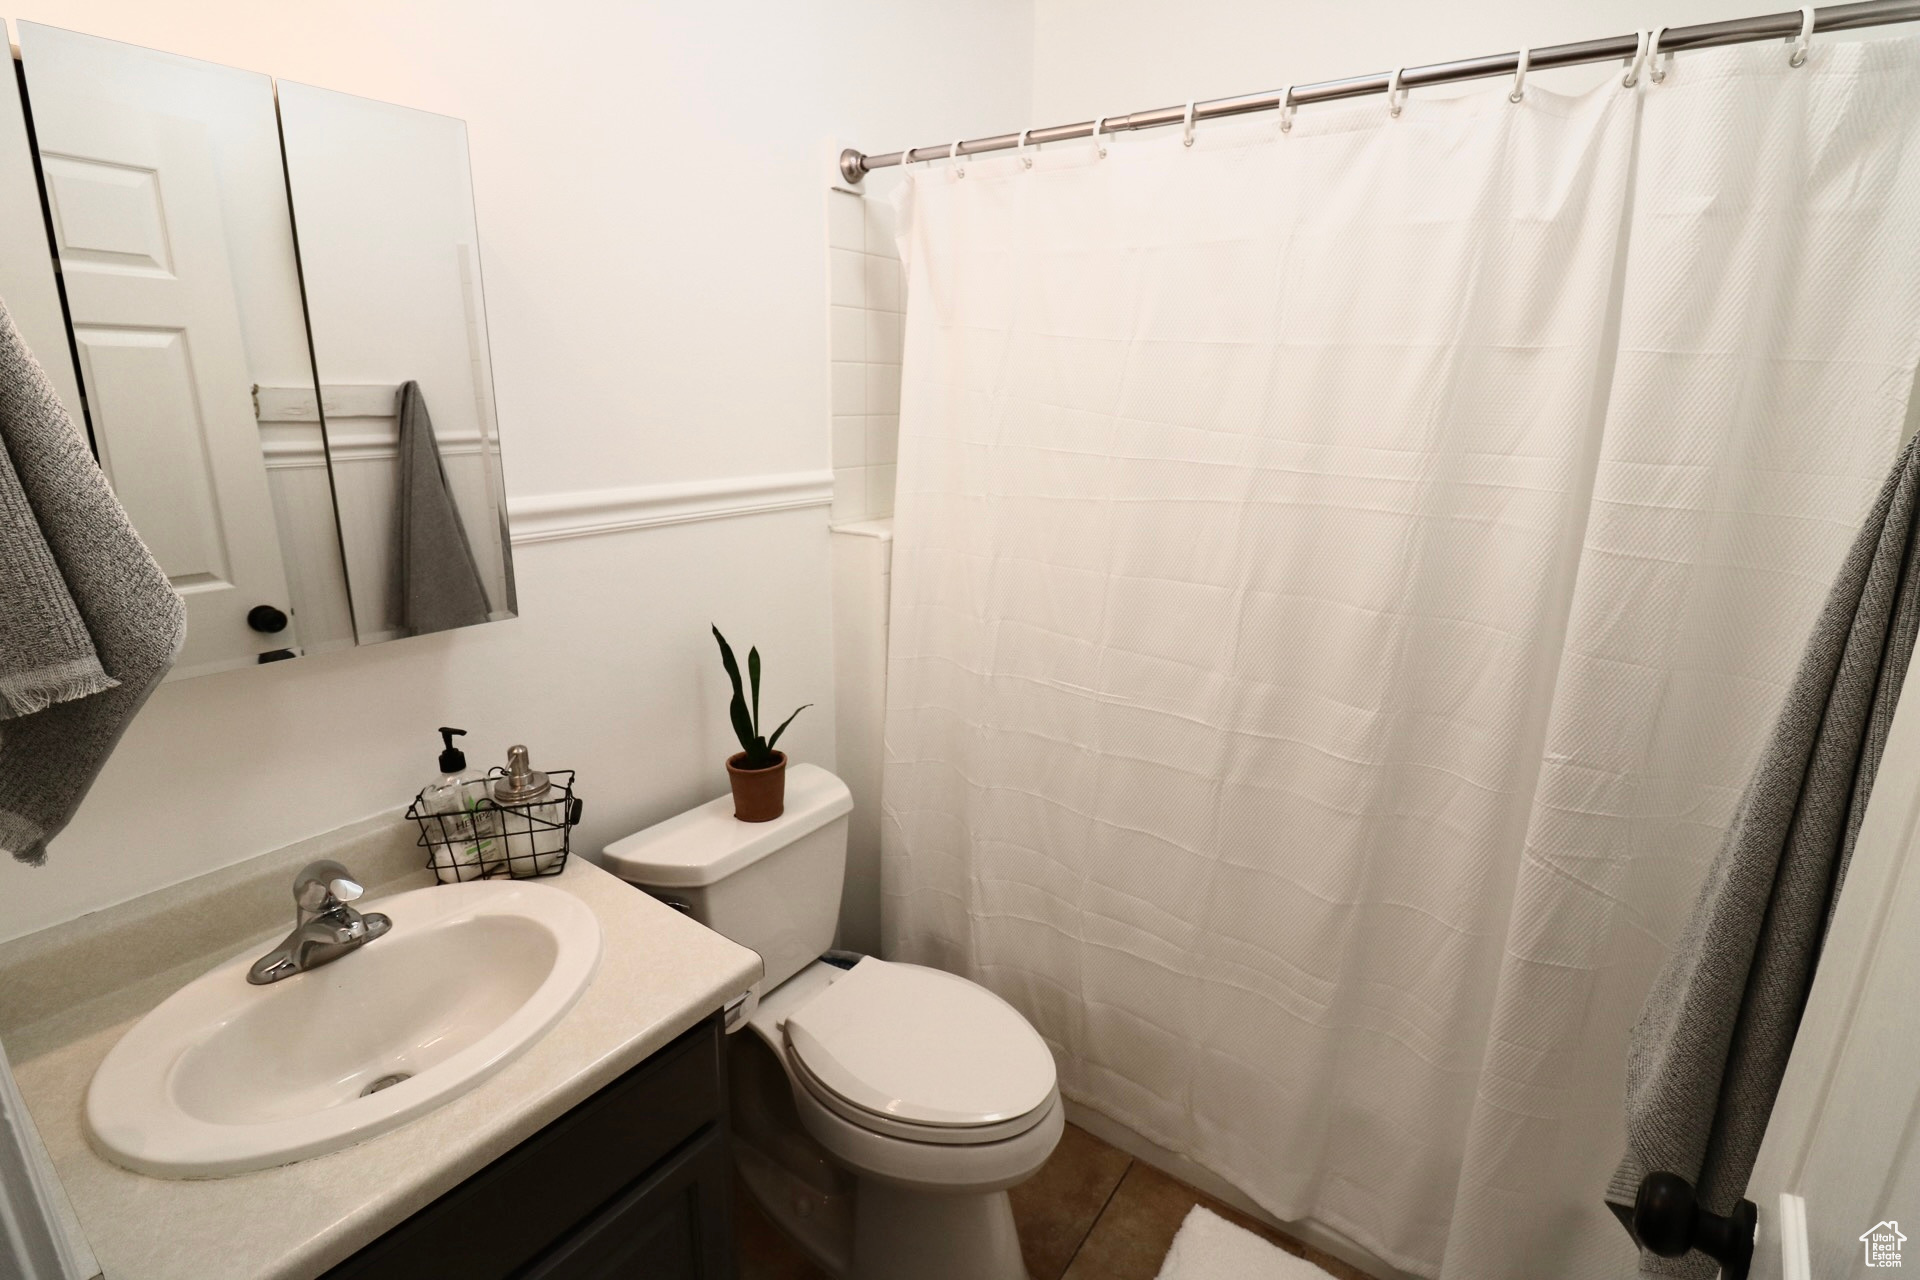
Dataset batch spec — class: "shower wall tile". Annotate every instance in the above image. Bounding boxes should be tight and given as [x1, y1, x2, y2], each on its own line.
[832, 361, 865, 415]
[865, 464, 897, 517]
[828, 190, 864, 251]
[865, 364, 901, 415]
[826, 185, 903, 523]
[864, 256, 903, 313]
[829, 247, 866, 308]
[834, 414, 866, 466]
[863, 195, 896, 254]
[867, 415, 898, 465]
[866, 309, 904, 363]
[831, 305, 865, 360]
[836, 475, 874, 520]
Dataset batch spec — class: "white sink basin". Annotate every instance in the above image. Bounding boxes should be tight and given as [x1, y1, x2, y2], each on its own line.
[87, 879, 601, 1178]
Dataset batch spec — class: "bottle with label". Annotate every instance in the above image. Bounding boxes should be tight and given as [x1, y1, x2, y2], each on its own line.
[420, 727, 499, 881]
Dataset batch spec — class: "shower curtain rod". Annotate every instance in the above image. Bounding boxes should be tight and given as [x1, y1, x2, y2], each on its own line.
[838, 0, 1920, 183]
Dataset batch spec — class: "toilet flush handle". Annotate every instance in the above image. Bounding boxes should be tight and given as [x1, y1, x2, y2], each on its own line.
[723, 988, 761, 1033]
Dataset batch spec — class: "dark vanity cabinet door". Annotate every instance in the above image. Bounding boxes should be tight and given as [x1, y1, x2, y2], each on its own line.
[324, 1014, 735, 1280]
[519, 1125, 732, 1277]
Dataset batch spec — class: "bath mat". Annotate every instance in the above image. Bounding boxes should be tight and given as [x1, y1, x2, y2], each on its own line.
[1155, 1205, 1340, 1279]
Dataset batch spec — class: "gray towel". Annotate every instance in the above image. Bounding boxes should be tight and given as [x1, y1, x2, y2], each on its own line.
[0, 296, 185, 864]
[1609, 430, 1920, 1273]
[0, 358, 114, 720]
[395, 380, 491, 637]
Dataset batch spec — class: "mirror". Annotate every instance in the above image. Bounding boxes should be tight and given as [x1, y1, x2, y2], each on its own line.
[19, 24, 332, 678]
[9, 25, 516, 679]
[277, 83, 515, 643]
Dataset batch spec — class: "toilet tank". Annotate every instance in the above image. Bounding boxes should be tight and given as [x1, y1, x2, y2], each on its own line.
[603, 764, 853, 996]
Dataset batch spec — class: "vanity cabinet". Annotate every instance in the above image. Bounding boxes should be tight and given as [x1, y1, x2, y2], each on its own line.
[323, 1014, 734, 1280]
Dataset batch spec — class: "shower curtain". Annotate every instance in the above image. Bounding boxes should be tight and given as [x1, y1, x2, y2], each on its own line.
[879, 39, 1920, 1280]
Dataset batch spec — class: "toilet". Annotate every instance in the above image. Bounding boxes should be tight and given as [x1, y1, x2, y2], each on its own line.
[603, 764, 1063, 1280]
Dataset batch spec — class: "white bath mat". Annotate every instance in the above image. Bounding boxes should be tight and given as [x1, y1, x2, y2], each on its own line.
[1154, 1205, 1341, 1279]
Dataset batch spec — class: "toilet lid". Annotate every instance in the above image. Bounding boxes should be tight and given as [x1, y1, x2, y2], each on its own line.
[783, 959, 1056, 1129]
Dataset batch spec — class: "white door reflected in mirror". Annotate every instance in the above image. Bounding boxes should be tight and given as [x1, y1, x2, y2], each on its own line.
[20, 24, 315, 679]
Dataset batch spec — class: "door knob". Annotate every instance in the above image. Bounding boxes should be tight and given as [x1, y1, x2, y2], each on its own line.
[247, 604, 289, 633]
[1626, 1171, 1755, 1280]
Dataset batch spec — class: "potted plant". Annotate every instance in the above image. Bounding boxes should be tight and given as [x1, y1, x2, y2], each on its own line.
[712, 625, 812, 822]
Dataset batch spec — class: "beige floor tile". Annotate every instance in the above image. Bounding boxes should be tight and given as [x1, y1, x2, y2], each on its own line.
[1009, 1122, 1135, 1280]
[1062, 1160, 1208, 1280]
[735, 1121, 1377, 1280]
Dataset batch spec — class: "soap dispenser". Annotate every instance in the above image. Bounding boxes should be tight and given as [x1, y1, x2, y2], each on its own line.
[491, 744, 568, 874]
[420, 727, 497, 882]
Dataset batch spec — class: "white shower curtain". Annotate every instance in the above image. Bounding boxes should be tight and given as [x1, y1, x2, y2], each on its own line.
[880, 39, 1920, 1280]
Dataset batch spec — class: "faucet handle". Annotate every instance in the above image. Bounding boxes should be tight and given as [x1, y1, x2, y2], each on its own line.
[294, 859, 365, 914]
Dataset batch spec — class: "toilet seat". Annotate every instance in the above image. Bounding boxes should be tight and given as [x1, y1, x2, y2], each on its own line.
[782, 959, 1058, 1146]
[788, 1040, 1060, 1145]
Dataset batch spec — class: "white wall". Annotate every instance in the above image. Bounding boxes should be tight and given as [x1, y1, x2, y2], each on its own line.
[0, 0, 1032, 943]
[1031, 0, 1877, 124]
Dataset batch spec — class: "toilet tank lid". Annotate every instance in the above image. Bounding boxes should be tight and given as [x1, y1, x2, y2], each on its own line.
[602, 763, 852, 889]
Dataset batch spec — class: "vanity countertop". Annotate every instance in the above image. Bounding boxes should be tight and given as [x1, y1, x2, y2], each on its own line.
[0, 818, 761, 1280]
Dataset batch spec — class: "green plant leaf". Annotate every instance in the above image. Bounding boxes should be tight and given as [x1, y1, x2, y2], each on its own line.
[712, 625, 756, 755]
[712, 625, 742, 694]
[748, 647, 761, 738]
[766, 703, 813, 751]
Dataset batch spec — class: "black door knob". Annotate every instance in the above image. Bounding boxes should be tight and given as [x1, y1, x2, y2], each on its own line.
[1629, 1172, 1755, 1280]
[247, 605, 289, 634]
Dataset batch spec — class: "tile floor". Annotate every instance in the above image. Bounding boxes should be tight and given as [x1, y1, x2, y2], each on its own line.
[735, 1121, 1380, 1280]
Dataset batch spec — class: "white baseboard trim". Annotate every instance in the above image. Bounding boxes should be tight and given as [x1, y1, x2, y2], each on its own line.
[507, 470, 834, 546]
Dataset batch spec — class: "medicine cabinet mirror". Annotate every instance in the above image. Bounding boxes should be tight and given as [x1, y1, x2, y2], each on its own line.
[1, 24, 516, 680]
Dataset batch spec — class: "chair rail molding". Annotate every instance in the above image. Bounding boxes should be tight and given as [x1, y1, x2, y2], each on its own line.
[506, 469, 834, 545]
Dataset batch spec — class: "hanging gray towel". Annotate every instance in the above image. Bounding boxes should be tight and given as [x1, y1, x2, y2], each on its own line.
[1608, 430, 1920, 1273]
[395, 380, 492, 637]
[0, 367, 113, 720]
[0, 296, 185, 865]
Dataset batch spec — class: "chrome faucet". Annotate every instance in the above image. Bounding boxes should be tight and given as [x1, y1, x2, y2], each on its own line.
[247, 860, 392, 985]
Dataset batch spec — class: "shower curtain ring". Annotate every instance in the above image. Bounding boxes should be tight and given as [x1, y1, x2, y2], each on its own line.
[1279, 85, 1297, 133]
[1017, 127, 1034, 169]
[1387, 66, 1407, 117]
[1092, 116, 1108, 159]
[1790, 5, 1814, 66]
[949, 139, 965, 178]
[1509, 46, 1530, 103]
[1182, 100, 1197, 147]
[1623, 29, 1650, 87]
[1649, 26, 1671, 83]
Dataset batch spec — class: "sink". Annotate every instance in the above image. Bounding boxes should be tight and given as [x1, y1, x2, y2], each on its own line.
[87, 879, 601, 1178]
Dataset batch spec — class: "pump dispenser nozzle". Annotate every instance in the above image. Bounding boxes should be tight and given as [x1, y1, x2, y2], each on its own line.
[492, 744, 552, 803]
[437, 727, 468, 774]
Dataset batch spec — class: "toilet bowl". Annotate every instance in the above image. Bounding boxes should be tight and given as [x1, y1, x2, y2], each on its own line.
[603, 765, 1062, 1280]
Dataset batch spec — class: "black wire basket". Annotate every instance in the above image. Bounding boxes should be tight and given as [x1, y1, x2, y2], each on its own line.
[405, 768, 582, 884]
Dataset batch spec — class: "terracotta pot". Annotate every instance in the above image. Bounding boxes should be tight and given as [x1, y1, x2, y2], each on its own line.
[727, 750, 787, 822]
